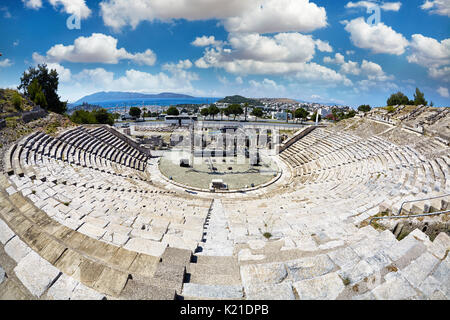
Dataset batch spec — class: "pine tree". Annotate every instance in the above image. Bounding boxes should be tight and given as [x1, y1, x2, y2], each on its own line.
[413, 88, 427, 106]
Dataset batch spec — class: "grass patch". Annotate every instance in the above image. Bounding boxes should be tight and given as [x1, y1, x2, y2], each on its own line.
[387, 265, 398, 273]
[5, 116, 20, 129]
[397, 230, 409, 241]
[45, 121, 60, 135]
[342, 277, 351, 286]
[263, 232, 272, 239]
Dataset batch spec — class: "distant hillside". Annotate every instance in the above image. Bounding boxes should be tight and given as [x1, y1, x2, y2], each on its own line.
[68, 102, 104, 114]
[259, 98, 300, 105]
[218, 95, 261, 106]
[73, 91, 196, 105]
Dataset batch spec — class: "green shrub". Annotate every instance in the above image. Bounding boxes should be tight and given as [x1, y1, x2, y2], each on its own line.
[12, 91, 23, 110]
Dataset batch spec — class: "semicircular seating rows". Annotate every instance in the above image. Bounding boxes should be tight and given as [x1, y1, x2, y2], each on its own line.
[0, 125, 448, 300]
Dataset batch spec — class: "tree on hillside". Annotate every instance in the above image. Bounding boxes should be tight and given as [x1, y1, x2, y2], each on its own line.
[311, 111, 322, 122]
[208, 104, 220, 120]
[93, 108, 114, 125]
[244, 103, 249, 121]
[167, 106, 179, 116]
[387, 92, 410, 106]
[358, 105, 371, 113]
[413, 88, 427, 106]
[294, 108, 308, 123]
[200, 107, 210, 118]
[129, 107, 141, 118]
[228, 104, 244, 120]
[27, 79, 47, 108]
[71, 110, 96, 124]
[18, 64, 66, 114]
[251, 107, 264, 122]
[224, 106, 232, 119]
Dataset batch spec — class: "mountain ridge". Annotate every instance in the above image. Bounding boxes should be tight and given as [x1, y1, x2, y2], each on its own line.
[72, 91, 196, 105]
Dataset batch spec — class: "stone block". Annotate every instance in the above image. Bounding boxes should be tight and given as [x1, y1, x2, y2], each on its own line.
[0, 219, 15, 245]
[245, 283, 295, 300]
[14, 251, 61, 297]
[182, 283, 243, 299]
[293, 272, 345, 300]
[4, 236, 31, 263]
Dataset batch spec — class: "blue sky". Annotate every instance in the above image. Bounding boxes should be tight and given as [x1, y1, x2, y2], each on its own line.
[0, 0, 449, 107]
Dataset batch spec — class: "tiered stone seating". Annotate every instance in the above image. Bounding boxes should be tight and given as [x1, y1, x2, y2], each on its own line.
[1, 123, 448, 300]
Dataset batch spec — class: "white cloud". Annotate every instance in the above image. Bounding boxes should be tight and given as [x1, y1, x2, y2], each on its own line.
[47, 63, 72, 82]
[48, 0, 91, 19]
[407, 34, 450, 68]
[235, 76, 244, 85]
[217, 76, 229, 85]
[250, 78, 285, 90]
[227, 33, 320, 63]
[192, 36, 222, 47]
[33, 33, 157, 66]
[162, 59, 198, 81]
[315, 39, 333, 53]
[407, 34, 450, 82]
[345, 1, 402, 11]
[421, 0, 450, 17]
[100, 0, 327, 34]
[344, 18, 409, 55]
[223, 0, 328, 34]
[22, 0, 42, 9]
[323, 53, 392, 80]
[130, 49, 157, 66]
[437, 86, 449, 97]
[324, 53, 346, 64]
[13, 40, 20, 47]
[22, 0, 91, 19]
[0, 59, 13, 68]
[429, 67, 450, 82]
[195, 33, 351, 86]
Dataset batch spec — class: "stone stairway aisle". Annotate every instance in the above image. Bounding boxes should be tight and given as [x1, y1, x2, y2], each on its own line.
[197, 199, 234, 256]
[182, 255, 244, 300]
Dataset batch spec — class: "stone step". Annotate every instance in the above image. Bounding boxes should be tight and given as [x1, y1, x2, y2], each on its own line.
[119, 278, 176, 300]
[182, 283, 243, 300]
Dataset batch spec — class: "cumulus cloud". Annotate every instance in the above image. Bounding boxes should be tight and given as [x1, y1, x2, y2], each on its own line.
[324, 53, 392, 80]
[407, 34, 450, 82]
[421, 0, 450, 17]
[344, 18, 409, 55]
[0, 59, 13, 68]
[48, 0, 91, 19]
[407, 34, 450, 68]
[345, 1, 402, 11]
[22, 0, 42, 9]
[23, 0, 91, 18]
[33, 33, 157, 66]
[47, 63, 72, 82]
[100, 0, 327, 34]
[162, 59, 199, 81]
[428, 67, 450, 82]
[194, 33, 350, 86]
[437, 86, 449, 97]
[192, 36, 223, 47]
